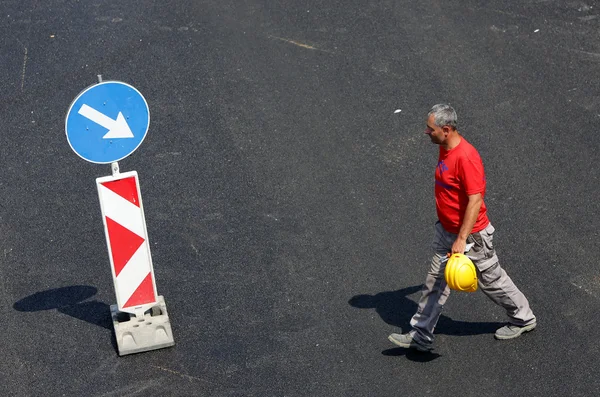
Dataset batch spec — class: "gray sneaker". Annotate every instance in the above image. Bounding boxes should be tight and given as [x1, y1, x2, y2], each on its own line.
[388, 333, 433, 352]
[494, 322, 537, 340]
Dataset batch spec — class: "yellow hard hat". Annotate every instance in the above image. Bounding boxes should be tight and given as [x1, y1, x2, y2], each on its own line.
[445, 253, 478, 292]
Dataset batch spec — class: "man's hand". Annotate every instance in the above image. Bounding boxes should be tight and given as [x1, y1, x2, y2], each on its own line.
[451, 237, 467, 255]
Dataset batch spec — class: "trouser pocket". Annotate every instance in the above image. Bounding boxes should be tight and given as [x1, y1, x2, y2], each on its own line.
[467, 223, 495, 261]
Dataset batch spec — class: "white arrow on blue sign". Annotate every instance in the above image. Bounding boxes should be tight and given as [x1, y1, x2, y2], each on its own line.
[65, 81, 150, 164]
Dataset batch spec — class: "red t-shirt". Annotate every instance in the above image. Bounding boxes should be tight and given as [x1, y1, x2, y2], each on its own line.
[435, 137, 489, 234]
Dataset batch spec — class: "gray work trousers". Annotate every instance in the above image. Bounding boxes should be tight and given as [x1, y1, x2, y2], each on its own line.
[409, 221, 536, 346]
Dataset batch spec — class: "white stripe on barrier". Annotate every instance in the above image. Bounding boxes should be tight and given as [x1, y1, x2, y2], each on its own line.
[99, 185, 145, 237]
[116, 241, 152, 303]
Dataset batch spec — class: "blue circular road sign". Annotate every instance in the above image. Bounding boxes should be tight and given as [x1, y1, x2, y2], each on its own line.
[65, 81, 150, 164]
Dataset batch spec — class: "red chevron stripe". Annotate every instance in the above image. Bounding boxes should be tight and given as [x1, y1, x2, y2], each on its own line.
[106, 217, 145, 277]
[101, 176, 140, 207]
[123, 272, 155, 308]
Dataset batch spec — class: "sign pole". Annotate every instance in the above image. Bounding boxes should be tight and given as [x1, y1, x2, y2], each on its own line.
[96, 75, 122, 179]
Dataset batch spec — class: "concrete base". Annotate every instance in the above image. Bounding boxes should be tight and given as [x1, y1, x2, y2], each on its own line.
[110, 296, 175, 356]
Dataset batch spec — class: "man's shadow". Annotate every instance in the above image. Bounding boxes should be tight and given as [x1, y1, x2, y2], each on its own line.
[13, 286, 116, 350]
[349, 285, 504, 360]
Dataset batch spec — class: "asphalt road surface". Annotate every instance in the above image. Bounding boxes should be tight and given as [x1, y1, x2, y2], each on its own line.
[1, 1, 600, 396]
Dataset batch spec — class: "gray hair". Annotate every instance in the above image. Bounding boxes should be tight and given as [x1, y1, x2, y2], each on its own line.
[428, 104, 457, 129]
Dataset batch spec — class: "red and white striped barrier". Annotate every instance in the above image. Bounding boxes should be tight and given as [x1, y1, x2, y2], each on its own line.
[96, 171, 158, 314]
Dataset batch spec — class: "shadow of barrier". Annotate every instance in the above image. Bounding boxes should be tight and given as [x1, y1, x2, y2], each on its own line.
[13, 285, 175, 355]
[13, 285, 116, 348]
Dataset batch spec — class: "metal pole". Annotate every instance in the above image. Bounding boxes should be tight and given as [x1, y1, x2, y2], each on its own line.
[97, 75, 119, 176]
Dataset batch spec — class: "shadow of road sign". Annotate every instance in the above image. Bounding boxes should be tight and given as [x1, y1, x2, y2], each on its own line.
[13, 285, 112, 330]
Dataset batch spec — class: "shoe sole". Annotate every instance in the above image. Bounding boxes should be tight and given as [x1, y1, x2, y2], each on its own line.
[494, 323, 537, 340]
[387, 335, 433, 352]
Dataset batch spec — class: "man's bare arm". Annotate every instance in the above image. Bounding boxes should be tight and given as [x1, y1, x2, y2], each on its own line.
[451, 193, 483, 254]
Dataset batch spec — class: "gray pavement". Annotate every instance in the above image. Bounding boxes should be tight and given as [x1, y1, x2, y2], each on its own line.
[1, 0, 600, 396]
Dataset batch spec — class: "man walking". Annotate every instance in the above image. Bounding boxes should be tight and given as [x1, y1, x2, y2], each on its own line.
[388, 104, 537, 352]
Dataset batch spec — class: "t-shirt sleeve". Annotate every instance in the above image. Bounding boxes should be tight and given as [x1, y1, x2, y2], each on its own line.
[458, 154, 486, 196]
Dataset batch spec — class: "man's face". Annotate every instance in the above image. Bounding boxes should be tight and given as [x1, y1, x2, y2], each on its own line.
[425, 114, 447, 145]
